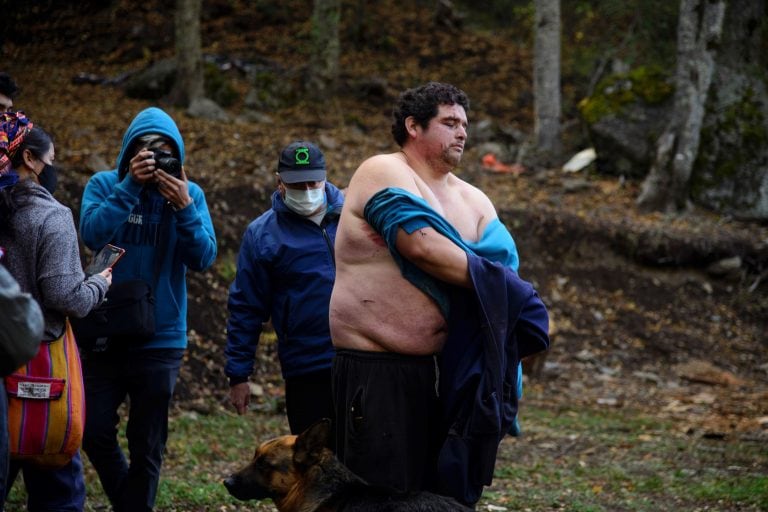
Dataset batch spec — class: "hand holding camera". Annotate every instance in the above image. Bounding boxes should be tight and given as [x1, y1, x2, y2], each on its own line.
[128, 149, 158, 184]
[151, 150, 192, 211]
[129, 148, 182, 182]
[129, 148, 191, 210]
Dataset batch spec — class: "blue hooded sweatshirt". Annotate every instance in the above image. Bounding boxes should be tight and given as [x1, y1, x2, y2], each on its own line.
[79, 107, 217, 350]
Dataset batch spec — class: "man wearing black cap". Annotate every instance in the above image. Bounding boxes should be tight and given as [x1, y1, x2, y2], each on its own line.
[224, 141, 345, 434]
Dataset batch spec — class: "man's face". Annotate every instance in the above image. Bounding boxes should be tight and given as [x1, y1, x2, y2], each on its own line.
[277, 177, 326, 216]
[278, 178, 324, 195]
[421, 103, 468, 169]
[0, 93, 13, 112]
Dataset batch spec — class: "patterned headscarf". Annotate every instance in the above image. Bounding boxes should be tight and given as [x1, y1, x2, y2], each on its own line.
[0, 111, 34, 189]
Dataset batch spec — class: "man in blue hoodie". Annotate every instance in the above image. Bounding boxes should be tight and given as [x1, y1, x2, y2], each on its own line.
[225, 141, 344, 435]
[79, 107, 217, 511]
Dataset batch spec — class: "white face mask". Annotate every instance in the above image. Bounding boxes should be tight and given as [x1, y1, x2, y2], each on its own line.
[283, 187, 326, 216]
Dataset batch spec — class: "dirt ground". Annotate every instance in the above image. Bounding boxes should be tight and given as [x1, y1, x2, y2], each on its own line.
[3, 0, 767, 490]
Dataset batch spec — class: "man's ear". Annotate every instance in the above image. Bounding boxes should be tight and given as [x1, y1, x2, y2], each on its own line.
[404, 116, 419, 138]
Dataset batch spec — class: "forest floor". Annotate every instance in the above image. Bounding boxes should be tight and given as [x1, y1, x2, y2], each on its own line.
[2, 1, 767, 510]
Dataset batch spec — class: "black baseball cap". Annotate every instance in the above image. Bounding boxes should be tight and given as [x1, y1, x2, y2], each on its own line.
[277, 141, 326, 183]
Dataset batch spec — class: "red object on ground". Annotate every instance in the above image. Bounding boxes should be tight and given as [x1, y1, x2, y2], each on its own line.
[481, 153, 525, 175]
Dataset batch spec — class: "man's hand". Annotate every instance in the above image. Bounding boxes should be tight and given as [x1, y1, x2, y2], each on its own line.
[129, 150, 157, 184]
[229, 382, 250, 415]
[156, 166, 192, 211]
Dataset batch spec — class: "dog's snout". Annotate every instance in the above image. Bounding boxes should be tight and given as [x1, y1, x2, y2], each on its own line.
[223, 476, 236, 490]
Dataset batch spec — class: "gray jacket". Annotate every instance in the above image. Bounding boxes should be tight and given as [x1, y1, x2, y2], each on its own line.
[0, 182, 108, 341]
[0, 265, 43, 375]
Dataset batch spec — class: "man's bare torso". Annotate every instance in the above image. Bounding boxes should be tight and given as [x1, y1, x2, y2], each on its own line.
[329, 152, 494, 355]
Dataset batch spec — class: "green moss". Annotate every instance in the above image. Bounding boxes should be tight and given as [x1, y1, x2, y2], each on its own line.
[628, 66, 674, 103]
[578, 65, 673, 124]
[723, 88, 767, 146]
[692, 87, 768, 204]
[203, 63, 238, 107]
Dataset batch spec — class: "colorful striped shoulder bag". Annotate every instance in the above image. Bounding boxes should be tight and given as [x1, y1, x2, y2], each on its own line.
[3, 318, 85, 468]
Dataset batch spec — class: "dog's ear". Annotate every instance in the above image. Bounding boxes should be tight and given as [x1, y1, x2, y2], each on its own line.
[293, 418, 332, 468]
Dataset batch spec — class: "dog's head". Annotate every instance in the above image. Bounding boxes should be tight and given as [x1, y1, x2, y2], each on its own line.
[223, 418, 334, 508]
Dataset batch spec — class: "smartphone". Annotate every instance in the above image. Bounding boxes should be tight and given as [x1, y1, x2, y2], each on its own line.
[86, 244, 126, 274]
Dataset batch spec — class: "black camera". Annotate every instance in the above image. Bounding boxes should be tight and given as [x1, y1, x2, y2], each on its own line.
[150, 148, 182, 179]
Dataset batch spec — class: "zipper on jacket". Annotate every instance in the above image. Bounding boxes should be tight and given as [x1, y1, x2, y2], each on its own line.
[321, 226, 335, 268]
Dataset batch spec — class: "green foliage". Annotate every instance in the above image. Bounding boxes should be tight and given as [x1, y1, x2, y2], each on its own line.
[689, 475, 768, 509]
[577, 65, 673, 124]
[723, 88, 768, 147]
[248, 68, 296, 110]
[454, 0, 534, 38]
[215, 249, 238, 283]
[483, 402, 768, 512]
[204, 62, 238, 107]
[561, 0, 678, 69]
[561, 0, 678, 113]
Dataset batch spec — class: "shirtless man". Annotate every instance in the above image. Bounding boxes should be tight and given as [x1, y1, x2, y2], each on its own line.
[330, 82, 512, 498]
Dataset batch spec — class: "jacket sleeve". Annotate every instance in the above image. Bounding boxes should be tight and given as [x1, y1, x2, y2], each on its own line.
[80, 172, 143, 250]
[0, 266, 44, 376]
[224, 226, 273, 383]
[38, 208, 108, 318]
[172, 182, 217, 272]
[514, 289, 550, 360]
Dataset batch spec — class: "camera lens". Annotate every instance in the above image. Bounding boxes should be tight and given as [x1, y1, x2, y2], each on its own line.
[151, 149, 182, 178]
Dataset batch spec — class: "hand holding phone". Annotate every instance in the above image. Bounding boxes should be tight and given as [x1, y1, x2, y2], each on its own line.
[86, 244, 126, 275]
[98, 267, 113, 287]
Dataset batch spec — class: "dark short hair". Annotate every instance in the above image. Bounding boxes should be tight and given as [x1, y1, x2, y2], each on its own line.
[0, 73, 19, 99]
[390, 82, 470, 147]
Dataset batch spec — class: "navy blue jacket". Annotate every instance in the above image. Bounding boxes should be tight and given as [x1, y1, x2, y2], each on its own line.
[436, 253, 550, 505]
[225, 183, 343, 381]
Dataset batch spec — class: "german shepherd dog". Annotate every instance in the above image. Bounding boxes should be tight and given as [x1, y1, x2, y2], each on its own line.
[223, 419, 473, 511]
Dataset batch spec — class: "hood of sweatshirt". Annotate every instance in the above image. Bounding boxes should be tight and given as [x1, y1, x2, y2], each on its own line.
[116, 107, 185, 180]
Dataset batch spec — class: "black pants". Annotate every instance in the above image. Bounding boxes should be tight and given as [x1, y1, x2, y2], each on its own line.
[81, 349, 183, 512]
[332, 349, 444, 493]
[284, 367, 334, 435]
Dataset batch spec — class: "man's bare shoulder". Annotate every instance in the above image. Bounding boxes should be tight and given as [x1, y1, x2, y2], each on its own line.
[345, 153, 421, 211]
[351, 153, 415, 184]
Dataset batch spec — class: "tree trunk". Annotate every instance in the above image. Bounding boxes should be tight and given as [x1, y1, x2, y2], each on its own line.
[637, 0, 726, 212]
[170, 0, 204, 107]
[692, 0, 768, 219]
[307, 0, 340, 99]
[533, 0, 561, 156]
